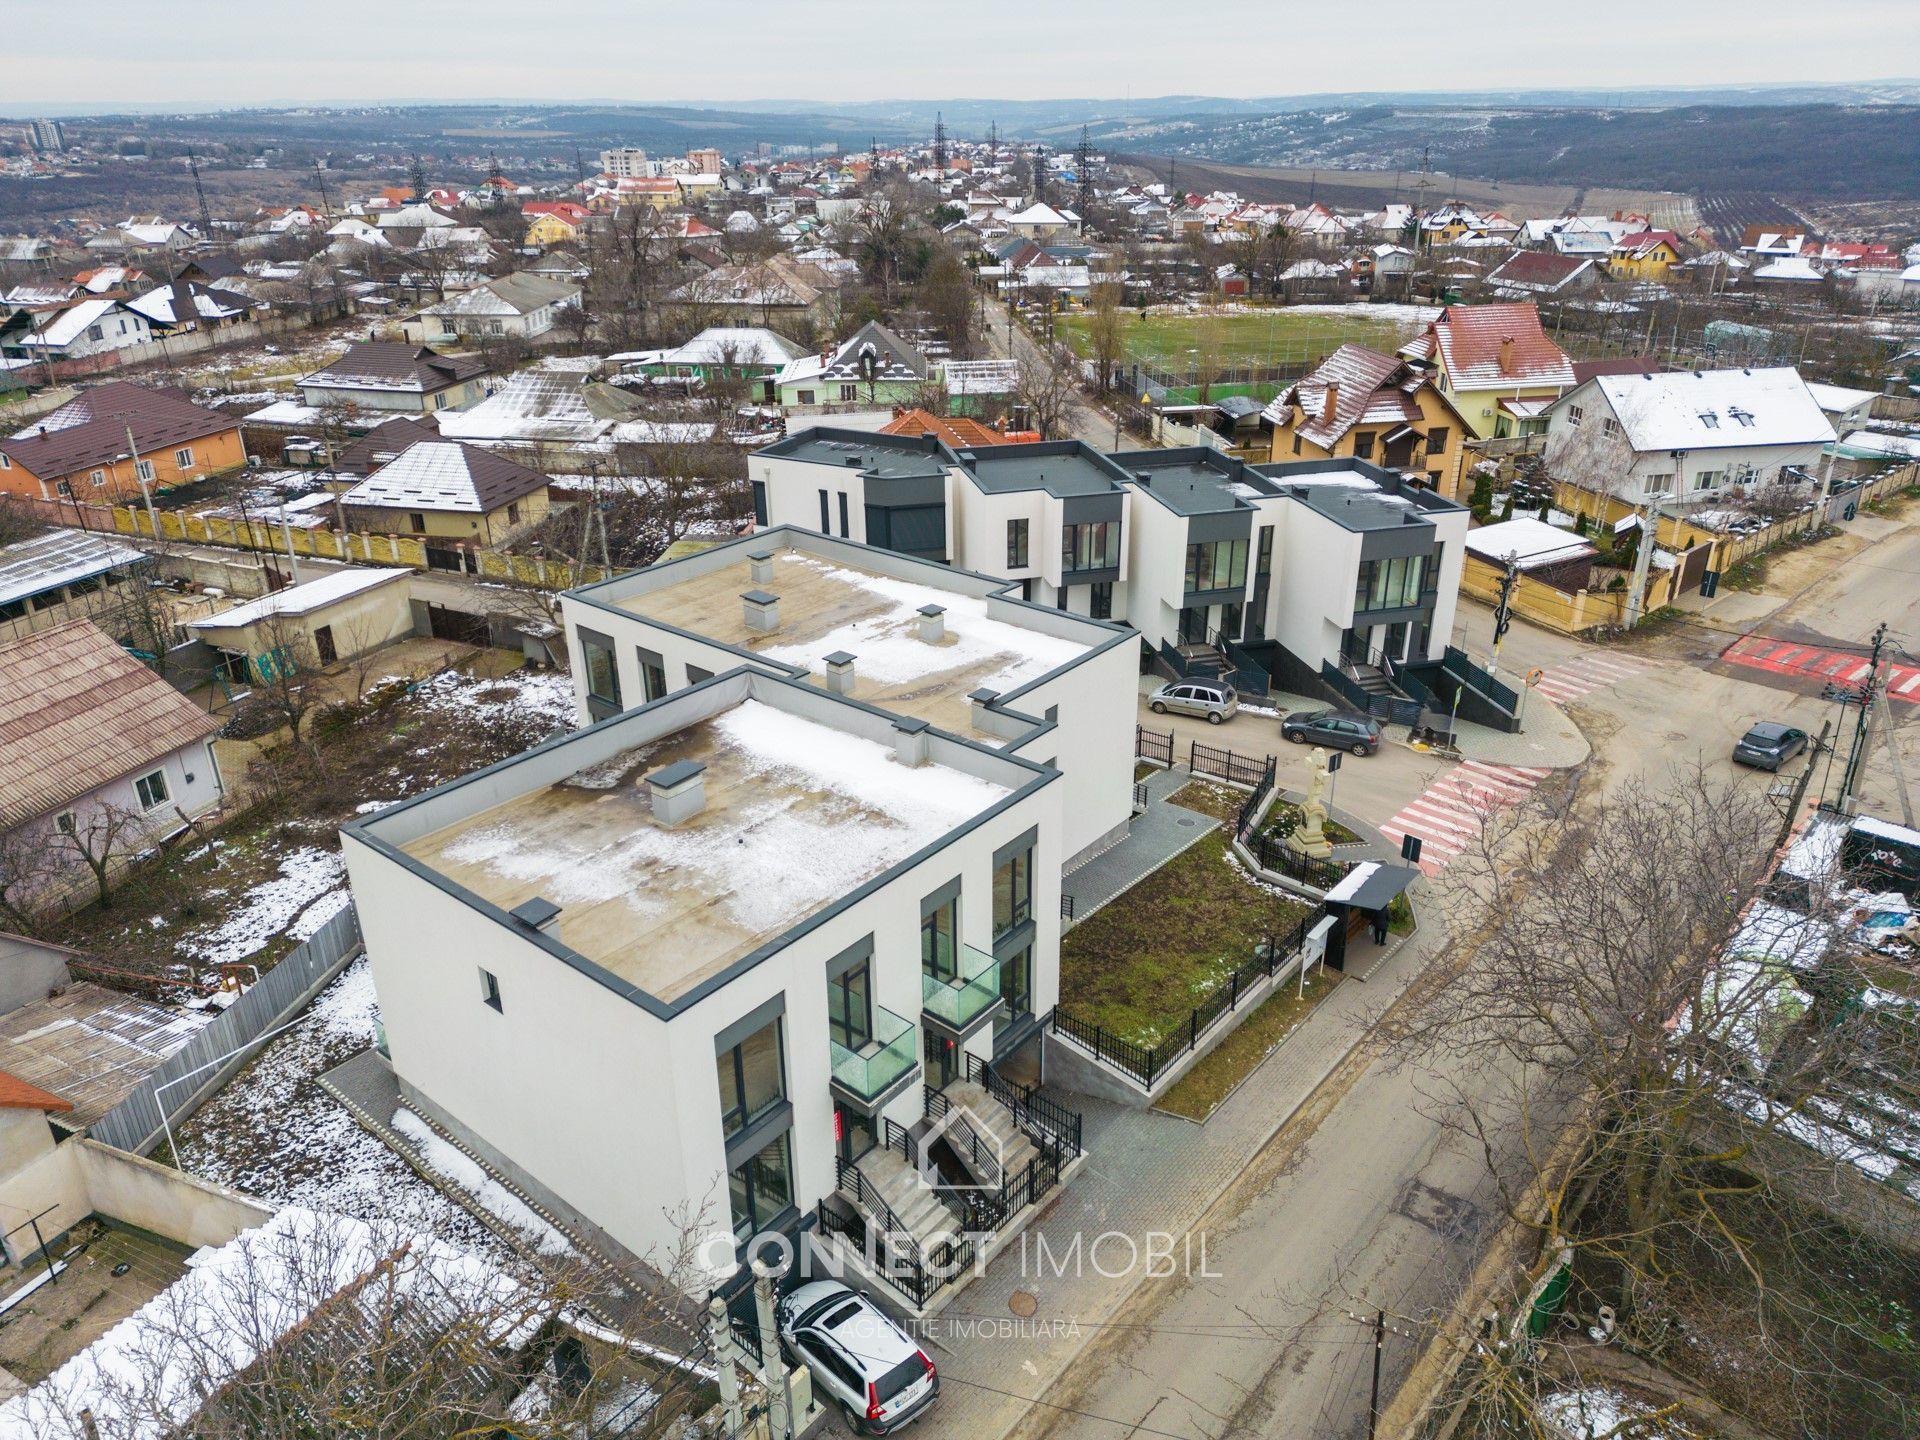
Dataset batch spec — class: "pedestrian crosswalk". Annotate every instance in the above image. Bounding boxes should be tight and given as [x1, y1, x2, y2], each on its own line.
[1526, 652, 1651, 708]
[1721, 634, 1920, 702]
[1379, 761, 1553, 875]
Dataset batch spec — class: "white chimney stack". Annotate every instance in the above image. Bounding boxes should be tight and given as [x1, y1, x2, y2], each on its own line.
[823, 650, 857, 696]
[892, 716, 931, 767]
[917, 603, 947, 642]
[748, 549, 775, 585]
[646, 759, 707, 827]
[741, 590, 780, 633]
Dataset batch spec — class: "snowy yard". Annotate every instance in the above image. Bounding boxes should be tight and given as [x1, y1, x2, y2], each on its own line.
[171, 956, 506, 1261]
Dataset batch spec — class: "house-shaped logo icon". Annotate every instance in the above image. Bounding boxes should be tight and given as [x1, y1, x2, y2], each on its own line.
[916, 1102, 1006, 1195]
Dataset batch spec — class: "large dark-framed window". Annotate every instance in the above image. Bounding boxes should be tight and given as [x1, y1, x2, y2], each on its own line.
[751, 479, 769, 527]
[1090, 580, 1113, 620]
[999, 943, 1032, 1019]
[1007, 518, 1030, 569]
[1353, 553, 1427, 613]
[716, 1016, 784, 1139]
[579, 628, 621, 711]
[1248, 525, 1274, 641]
[728, 1132, 794, 1241]
[993, 838, 1033, 941]
[838, 491, 850, 539]
[827, 939, 873, 1052]
[637, 646, 667, 703]
[921, 879, 960, 982]
[818, 489, 831, 533]
[1062, 520, 1120, 574]
[1183, 538, 1248, 594]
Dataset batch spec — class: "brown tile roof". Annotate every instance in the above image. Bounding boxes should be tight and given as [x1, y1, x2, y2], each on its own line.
[879, 409, 1009, 448]
[1572, 356, 1662, 385]
[0, 382, 240, 482]
[300, 342, 488, 395]
[335, 416, 442, 475]
[1263, 344, 1424, 449]
[0, 620, 224, 829]
[344, 440, 548, 515]
[0, 1068, 73, 1113]
[1425, 303, 1577, 390]
[1486, 250, 1592, 289]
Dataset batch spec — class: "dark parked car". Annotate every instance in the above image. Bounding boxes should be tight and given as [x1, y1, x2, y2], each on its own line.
[1281, 709, 1383, 756]
[1733, 721, 1809, 772]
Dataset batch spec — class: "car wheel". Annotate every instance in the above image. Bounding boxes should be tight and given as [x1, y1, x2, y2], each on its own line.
[1285, 729, 1305, 744]
[1151, 701, 1167, 714]
[1206, 710, 1223, 725]
[1351, 742, 1368, 757]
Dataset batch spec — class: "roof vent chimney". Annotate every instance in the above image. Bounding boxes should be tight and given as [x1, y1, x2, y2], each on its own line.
[508, 897, 562, 933]
[741, 589, 780, 633]
[823, 649, 857, 696]
[747, 549, 775, 585]
[892, 715, 931, 767]
[1321, 381, 1339, 425]
[917, 603, 946, 642]
[646, 759, 707, 827]
[1498, 337, 1516, 375]
[969, 686, 999, 728]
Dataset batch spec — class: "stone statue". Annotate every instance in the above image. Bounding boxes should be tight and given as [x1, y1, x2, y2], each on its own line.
[1291, 747, 1335, 859]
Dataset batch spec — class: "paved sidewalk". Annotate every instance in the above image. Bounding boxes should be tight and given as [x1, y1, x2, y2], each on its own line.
[906, 904, 1449, 1440]
[1061, 771, 1218, 922]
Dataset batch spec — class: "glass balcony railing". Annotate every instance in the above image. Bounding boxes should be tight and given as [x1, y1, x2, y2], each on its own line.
[923, 944, 1004, 1031]
[829, 1005, 917, 1102]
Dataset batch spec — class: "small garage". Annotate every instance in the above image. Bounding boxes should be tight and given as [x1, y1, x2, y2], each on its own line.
[187, 567, 414, 684]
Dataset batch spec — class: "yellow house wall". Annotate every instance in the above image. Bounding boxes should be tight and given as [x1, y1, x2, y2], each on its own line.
[202, 579, 415, 666]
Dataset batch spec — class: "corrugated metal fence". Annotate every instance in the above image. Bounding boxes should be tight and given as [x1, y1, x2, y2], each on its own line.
[89, 902, 364, 1156]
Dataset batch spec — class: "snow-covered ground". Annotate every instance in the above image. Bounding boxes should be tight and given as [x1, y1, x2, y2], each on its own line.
[178, 847, 346, 969]
[1539, 1386, 1692, 1439]
[173, 956, 506, 1261]
[393, 1109, 572, 1257]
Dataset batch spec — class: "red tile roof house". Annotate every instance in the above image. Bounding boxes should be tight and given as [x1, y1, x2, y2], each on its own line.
[1400, 302, 1578, 440]
[1484, 250, 1597, 298]
[0, 620, 225, 917]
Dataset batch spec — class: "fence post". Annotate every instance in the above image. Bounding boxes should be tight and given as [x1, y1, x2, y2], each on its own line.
[1188, 739, 1196, 774]
[1188, 1011, 1198, 1053]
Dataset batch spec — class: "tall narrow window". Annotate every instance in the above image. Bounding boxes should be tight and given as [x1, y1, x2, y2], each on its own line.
[993, 845, 1032, 939]
[827, 958, 872, 1051]
[818, 489, 830, 533]
[838, 491, 850, 539]
[921, 889, 958, 982]
[1007, 518, 1029, 569]
[580, 632, 621, 709]
[716, 1018, 784, 1139]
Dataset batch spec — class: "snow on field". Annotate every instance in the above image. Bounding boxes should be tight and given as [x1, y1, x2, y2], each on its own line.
[174, 956, 504, 1261]
[393, 1109, 572, 1257]
[409, 665, 577, 735]
[177, 847, 345, 967]
[1538, 1387, 1689, 1438]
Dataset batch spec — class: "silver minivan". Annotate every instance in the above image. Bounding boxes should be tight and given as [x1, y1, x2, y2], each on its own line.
[1149, 677, 1239, 724]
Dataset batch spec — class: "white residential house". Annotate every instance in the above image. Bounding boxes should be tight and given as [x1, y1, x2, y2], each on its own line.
[411, 272, 582, 342]
[0, 621, 224, 914]
[1, 298, 152, 362]
[344, 663, 1080, 1307]
[1542, 368, 1837, 508]
[748, 429, 1474, 710]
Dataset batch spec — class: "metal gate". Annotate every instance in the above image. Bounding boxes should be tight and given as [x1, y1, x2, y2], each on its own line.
[425, 603, 492, 646]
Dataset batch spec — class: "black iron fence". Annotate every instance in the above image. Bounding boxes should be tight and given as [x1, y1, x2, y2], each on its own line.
[1189, 740, 1273, 788]
[1235, 756, 1277, 839]
[1136, 724, 1174, 767]
[1246, 829, 1353, 891]
[965, 1051, 1084, 1159]
[813, 1200, 976, 1311]
[1049, 908, 1320, 1090]
[1444, 644, 1520, 712]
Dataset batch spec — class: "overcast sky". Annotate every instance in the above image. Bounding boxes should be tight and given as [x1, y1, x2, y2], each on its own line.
[7, 1, 1918, 107]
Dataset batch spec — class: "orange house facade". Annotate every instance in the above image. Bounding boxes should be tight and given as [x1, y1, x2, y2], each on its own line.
[0, 382, 247, 504]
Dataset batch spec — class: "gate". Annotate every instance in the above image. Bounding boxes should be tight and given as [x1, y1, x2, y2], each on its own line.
[1135, 725, 1174, 766]
[425, 603, 492, 646]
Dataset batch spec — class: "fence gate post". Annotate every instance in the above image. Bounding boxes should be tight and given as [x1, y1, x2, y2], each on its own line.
[1188, 739, 1196, 774]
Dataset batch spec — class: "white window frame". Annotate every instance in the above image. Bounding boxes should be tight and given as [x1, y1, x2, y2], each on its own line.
[0, 453, 11, 469]
[89, 469, 107, 487]
[134, 459, 155, 483]
[1600, 417, 1619, 438]
[55, 809, 76, 835]
[174, 446, 194, 468]
[1642, 472, 1674, 496]
[134, 767, 170, 811]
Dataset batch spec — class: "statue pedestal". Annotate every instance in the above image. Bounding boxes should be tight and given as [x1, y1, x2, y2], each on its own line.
[1289, 823, 1335, 860]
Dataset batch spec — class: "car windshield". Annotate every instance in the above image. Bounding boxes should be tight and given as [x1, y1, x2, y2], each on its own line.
[875, 1353, 928, 1402]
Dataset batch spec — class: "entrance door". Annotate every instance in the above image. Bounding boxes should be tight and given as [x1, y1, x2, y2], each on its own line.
[1219, 602, 1243, 642]
[923, 1028, 957, 1089]
[313, 624, 337, 665]
[1178, 606, 1209, 645]
[1382, 621, 1408, 665]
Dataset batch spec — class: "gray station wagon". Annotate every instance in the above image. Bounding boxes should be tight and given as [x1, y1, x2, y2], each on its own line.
[1281, 709, 1383, 755]
[1149, 678, 1239, 724]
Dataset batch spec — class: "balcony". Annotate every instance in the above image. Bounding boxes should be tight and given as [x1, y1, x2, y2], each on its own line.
[922, 944, 1004, 1037]
[830, 1006, 919, 1108]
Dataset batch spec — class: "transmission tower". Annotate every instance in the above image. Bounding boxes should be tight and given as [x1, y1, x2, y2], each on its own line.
[932, 111, 947, 174]
[186, 149, 214, 237]
[312, 160, 332, 216]
[410, 151, 427, 203]
[1033, 143, 1048, 202]
[987, 120, 998, 168]
[1075, 125, 1094, 218]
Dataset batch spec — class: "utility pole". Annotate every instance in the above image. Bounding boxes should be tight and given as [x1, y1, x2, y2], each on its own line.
[125, 425, 160, 537]
[751, 1258, 792, 1440]
[1489, 552, 1519, 677]
[1624, 453, 1680, 629]
[410, 151, 427, 203]
[312, 161, 331, 217]
[1839, 622, 1887, 811]
[1367, 1309, 1386, 1440]
[705, 1296, 745, 1440]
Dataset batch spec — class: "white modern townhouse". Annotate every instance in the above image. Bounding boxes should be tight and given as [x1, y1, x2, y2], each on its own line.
[1542, 367, 1836, 509]
[748, 428, 1490, 729]
[556, 526, 1141, 870]
[344, 664, 1086, 1313]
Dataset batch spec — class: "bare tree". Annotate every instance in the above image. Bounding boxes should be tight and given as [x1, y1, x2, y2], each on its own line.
[57, 800, 146, 909]
[1085, 281, 1126, 396]
[1192, 304, 1227, 404]
[0, 823, 52, 933]
[915, 245, 978, 359]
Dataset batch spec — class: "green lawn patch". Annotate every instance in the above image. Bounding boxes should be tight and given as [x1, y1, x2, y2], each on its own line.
[1058, 831, 1312, 1047]
[1156, 969, 1340, 1122]
[1054, 307, 1421, 372]
[1171, 780, 1244, 823]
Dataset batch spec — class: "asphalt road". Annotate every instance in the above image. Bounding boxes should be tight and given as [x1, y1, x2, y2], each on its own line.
[1013, 508, 1920, 1440]
[976, 293, 1117, 449]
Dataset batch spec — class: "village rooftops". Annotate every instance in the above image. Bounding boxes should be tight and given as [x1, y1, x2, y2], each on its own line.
[0, 382, 236, 478]
[585, 532, 1106, 742]
[0, 529, 145, 610]
[300, 342, 487, 396]
[354, 669, 1043, 1011]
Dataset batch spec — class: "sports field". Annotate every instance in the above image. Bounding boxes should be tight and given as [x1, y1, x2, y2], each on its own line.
[1054, 304, 1435, 375]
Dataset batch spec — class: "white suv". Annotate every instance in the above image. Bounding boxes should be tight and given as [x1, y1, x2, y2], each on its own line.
[775, 1281, 939, 1434]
